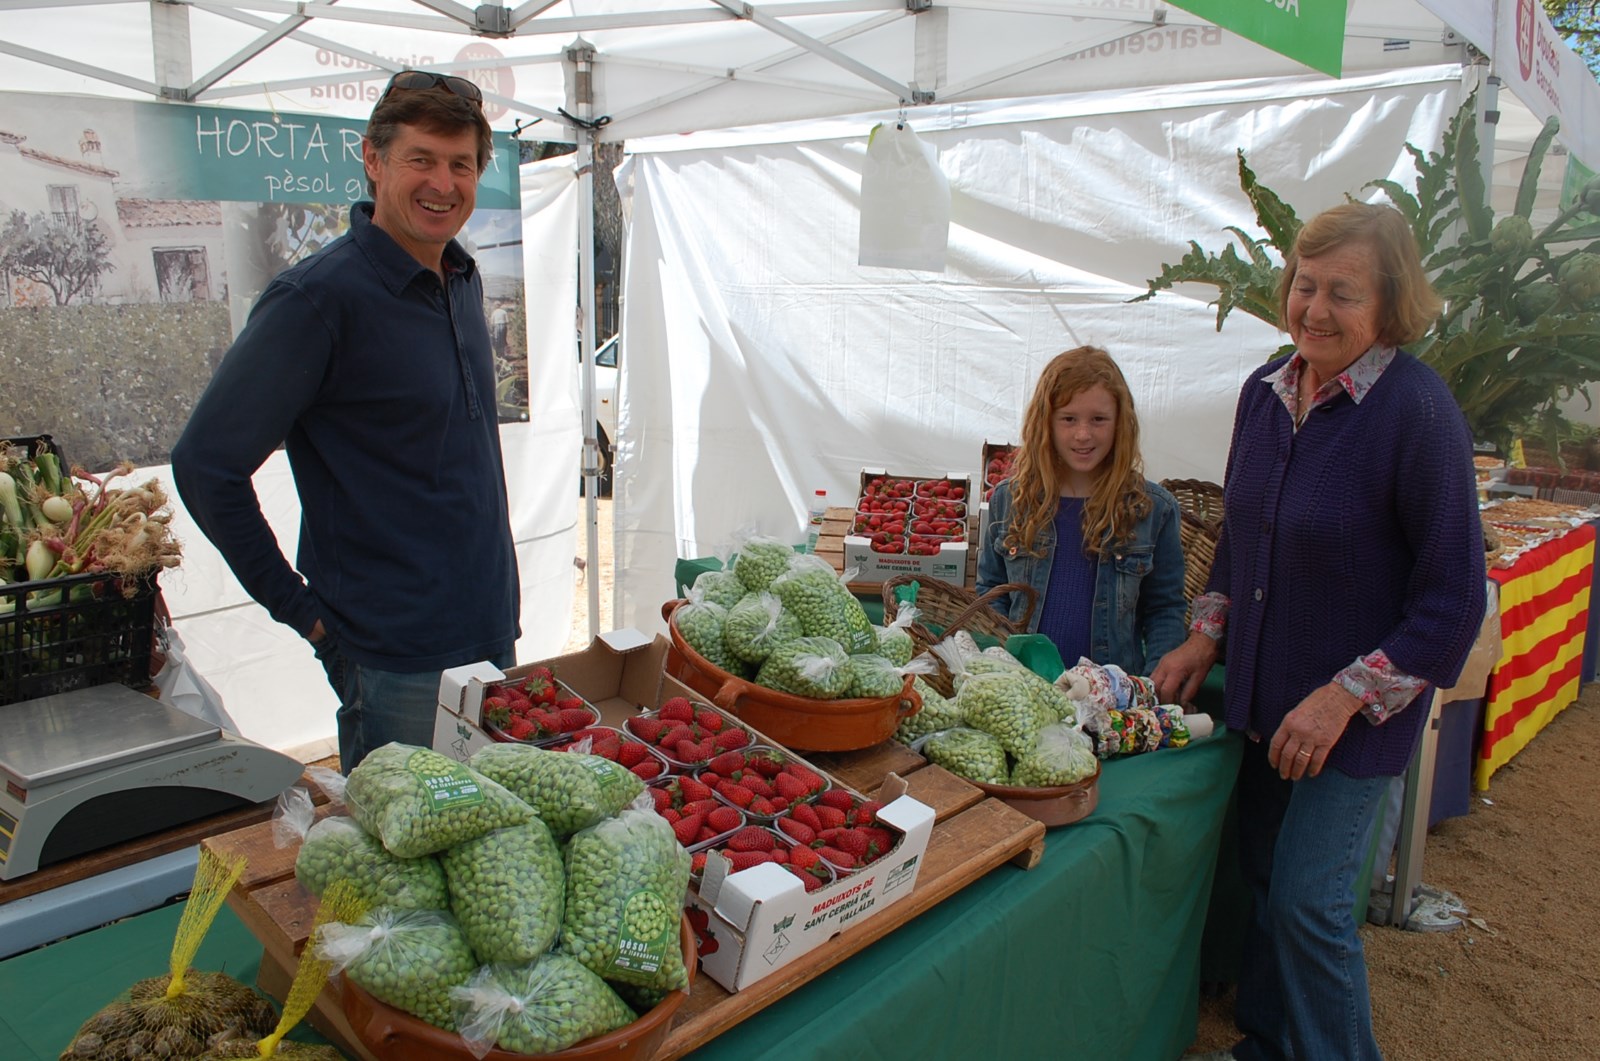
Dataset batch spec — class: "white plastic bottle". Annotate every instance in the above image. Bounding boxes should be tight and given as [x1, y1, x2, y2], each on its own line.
[805, 489, 829, 553]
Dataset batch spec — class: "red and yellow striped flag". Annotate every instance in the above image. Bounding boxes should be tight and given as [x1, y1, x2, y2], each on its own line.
[1477, 523, 1594, 789]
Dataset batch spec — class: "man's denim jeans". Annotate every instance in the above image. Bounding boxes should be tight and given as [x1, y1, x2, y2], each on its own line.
[1232, 740, 1391, 1061]
[315, 630, 513, 773]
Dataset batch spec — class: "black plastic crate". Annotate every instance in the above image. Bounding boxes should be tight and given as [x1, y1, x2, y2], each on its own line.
[2, 433, 65, 463]
[0, 570, 159, 706]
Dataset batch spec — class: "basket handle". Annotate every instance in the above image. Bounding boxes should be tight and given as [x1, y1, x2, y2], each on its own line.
[942, 581, 1039, 638]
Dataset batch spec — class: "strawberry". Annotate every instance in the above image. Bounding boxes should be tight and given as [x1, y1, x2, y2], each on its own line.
[528, 708, 562, 735]
[661, 724, 696, 749]
[555, 696, 585, 712]
[788, 844, 823, 870]
[708, 750, 746, 776]
[736, 773, 776, 799]
[682, 799, 720, 817]
[707, 806, 743, 833]
[783, 863, 826, 893]
[629, 717, 667, 743]
[747, 752, 785, 778]
[691, 851, 708, 875]
[748, 796, 778, 817]
[830, 829, 871, 860]
[818, 788, 856, 810]
[506, 717, 536, 740]
[618, 742, 648, 768]
[558, 707, 593, 731]
[650, 787, 672, 812]
[851, 799, 888, 825]
[674, 738, 714, 764]
[791, 803, 822, 831]
[817, 845, 856, 868]
[672, 813, 705, 846]
[768, 846, 789, 864]
[774, 773, 811, 802]
[860, 825, 896, 852]
[482, 696, 511, 728]
[694, 708, 725, 733]
[698, 771, 722, 787]
[631, 760, 663, 780]
[677, 777, 714, 803]
[591, 738, 623, 761]
[727, 850, 772, 872]
[714, 728, 750, 751]
[658, 697, 695, 723]
[661, 808, 680, 825]
[726, 826, 775, 852]
[777, 817, 816, 845]
[522, 673, 555, 704]
[716, 781, 755, 808]
[814, 805, 847, 830]
[786, 766, 825, 794]
[771, 796, 790, 811]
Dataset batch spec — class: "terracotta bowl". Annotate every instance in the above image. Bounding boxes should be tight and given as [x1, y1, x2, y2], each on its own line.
[338, 915, 696, 1061]
[970, 761, 1102, 827]
[661, 599, 921, 752]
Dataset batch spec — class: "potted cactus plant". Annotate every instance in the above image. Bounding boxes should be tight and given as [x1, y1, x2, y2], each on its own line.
[1132, 97, 1600, 456]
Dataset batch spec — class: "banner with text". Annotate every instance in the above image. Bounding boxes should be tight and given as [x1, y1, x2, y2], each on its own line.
[1494, 0, 1600, 171]
[1165, 0, 1345, 78]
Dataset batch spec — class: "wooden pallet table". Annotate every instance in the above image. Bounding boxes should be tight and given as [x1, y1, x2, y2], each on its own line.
[201, 743, 1043, 1061]
[812, 506, 981, 594]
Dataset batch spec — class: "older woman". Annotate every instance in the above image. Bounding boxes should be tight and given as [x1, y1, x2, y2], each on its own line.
[1154, 202, 1486, 1061]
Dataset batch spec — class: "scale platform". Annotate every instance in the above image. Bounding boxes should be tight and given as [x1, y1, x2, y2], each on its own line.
[0, 683, 304, 880]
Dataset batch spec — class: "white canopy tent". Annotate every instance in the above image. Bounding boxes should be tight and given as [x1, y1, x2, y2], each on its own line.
[3, 0, 1597, 756]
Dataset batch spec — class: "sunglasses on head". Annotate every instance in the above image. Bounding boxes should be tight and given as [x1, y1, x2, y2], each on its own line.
[380, 70, 483, 105]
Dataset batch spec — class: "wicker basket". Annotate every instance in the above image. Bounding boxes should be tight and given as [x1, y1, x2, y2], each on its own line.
[880, 575, 1038, 697]
[1161, 479, 1224, 609]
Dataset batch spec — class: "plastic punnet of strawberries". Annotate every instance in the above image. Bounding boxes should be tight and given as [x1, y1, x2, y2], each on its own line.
[694, 747, 827, 820]
[647, 775, 746, 850]
[773, 788, 895, 874]
[624, 696, 751, 769]
[691, 827, 835, 893]
[548, 726, 666, 781]
[483, 666, 599, 743]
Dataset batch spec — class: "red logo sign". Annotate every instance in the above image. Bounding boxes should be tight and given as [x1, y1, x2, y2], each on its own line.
[1516, 0, 1536, 82]
[455, 43, 516, 123]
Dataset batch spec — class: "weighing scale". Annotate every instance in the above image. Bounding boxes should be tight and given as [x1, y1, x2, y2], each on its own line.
[0, 682, 304, 880]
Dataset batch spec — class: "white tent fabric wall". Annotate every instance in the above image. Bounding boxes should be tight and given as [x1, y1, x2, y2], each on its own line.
[607, 68, 1461, 635]
[136, 156, 581, 761]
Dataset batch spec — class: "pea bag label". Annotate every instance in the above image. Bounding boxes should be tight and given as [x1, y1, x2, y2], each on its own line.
[611, 888, 673, 975]
[406, 751, 486, 810]
[582, 756, 622, 794]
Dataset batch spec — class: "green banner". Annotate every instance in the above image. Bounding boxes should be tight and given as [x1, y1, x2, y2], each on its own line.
[124, 99, 519, 209]
[1166, 0, 1345, 78]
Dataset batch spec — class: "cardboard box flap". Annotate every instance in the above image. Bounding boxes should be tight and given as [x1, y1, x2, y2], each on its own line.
[598, 628, 654, 653]
[437, 660, 506, 723]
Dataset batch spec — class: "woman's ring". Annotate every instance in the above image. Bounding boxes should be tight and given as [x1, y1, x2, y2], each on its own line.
[1295, 748, 1312, 759]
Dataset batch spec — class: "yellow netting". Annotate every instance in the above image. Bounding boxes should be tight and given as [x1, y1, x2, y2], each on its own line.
[166, 848, 248, 999]
[258, 880, 367, 1057]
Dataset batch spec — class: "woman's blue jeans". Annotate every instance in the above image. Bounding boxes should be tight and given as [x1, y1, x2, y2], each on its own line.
[315, 631, 514, 773]
[1232, 739, 1391, 1061]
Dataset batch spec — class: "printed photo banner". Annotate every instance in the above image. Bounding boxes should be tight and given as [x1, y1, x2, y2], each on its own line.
[1477, 522, 1595, 789]
[124, 98, 520, 209]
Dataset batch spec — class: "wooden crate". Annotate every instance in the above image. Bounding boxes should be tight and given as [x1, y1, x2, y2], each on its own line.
[812, 506, 980, 594]
[201, 744, 1043, 1061]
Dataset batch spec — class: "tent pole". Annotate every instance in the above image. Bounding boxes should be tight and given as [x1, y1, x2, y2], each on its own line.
[572, 43, 603, 641]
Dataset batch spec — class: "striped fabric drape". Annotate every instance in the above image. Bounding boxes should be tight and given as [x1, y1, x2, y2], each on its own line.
[1477, 524, 1595, 789]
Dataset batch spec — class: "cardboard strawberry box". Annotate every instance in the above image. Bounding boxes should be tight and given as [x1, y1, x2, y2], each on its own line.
[690, 771, 933, 991]
[845, 467, 971, 586]
[434, 628, 671, 762]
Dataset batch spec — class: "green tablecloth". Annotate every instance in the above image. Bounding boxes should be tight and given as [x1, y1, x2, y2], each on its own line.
[0, 902, 331, 1061]
[686, 731, 1245, 1060]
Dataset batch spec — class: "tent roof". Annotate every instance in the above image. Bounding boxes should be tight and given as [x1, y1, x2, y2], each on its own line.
[0, 1, 1498, 144]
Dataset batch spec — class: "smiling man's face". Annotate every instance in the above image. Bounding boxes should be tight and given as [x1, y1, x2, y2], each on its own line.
[363, 122, 480, 270]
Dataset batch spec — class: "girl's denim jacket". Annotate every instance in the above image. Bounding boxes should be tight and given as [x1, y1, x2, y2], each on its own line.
[976, 479, 1188, 676]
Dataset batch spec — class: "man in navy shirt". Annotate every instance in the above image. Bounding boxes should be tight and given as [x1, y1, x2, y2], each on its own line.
[173, 72, 520, 772]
